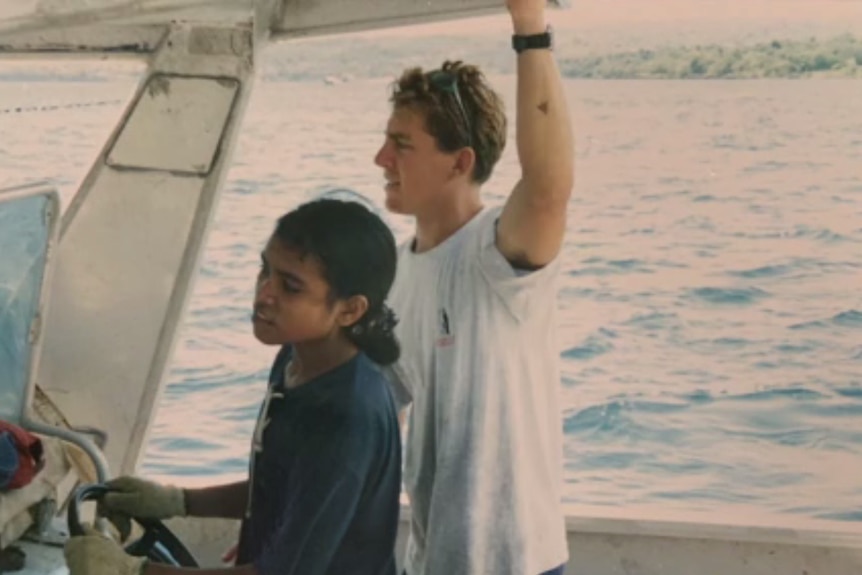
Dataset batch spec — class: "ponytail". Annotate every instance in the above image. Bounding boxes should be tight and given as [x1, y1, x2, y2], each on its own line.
[346, 304, 400, 366]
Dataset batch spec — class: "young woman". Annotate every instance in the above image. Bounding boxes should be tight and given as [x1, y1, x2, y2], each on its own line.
[65, 199, 403, 575]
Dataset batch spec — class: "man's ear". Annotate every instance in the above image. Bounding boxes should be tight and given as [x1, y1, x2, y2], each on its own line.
[450, 146, 476, 180]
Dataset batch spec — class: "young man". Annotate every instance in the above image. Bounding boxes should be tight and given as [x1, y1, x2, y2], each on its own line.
[373, 1, 575, 574]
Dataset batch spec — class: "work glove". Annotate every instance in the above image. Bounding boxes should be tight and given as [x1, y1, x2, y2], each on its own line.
[64, 526, 147, 575]
[98, 476, 186, 541]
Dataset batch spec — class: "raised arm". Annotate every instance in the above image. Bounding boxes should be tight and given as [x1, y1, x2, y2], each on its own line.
[496, 0, 575, 270]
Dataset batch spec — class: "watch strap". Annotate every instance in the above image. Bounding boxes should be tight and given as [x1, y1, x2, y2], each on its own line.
[512, 26, 553, 53]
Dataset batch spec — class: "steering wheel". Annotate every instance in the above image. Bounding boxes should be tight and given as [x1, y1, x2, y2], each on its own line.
[67, 483, 199, 567]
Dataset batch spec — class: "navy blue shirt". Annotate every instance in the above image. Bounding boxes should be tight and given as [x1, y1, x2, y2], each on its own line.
[235, 347, 401, 575]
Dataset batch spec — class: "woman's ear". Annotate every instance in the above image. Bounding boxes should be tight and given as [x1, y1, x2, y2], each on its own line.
[338, 294, 369, 328]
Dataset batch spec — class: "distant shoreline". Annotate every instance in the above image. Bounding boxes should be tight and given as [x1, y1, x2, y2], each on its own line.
[561, 35, 862, 79]
[260, 33, 862, 82]
[1, 34, 860, 82]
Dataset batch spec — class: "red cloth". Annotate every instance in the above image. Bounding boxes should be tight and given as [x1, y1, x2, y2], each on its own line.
[0, 421, 44, 490]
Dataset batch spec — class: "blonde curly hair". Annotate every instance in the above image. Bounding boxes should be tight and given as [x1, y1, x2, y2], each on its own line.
[389, 60, 507, 185]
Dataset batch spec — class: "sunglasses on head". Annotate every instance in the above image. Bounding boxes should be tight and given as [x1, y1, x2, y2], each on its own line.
[428, 70, 473, 148]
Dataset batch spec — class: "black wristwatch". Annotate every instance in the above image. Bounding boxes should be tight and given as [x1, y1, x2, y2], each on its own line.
[512, 25, 553, 54]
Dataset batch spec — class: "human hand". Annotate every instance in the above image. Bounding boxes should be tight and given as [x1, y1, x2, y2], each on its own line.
[64, 526, 147, 575]
[98, 476, 186, 540]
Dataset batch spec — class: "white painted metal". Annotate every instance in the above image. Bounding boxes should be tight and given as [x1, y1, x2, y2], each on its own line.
[32, 22, 256, 479]
[107, 76, 239, 173]
[19, 507, 859, 575]
[155, 509, 862, 574]
[560, 512, 862, 575]
[0, 0, 562, 54]
[15, 540, 66, 575]
[0, 1, 251, 36]
[272, 0, 506, 38]
[0, 25, 166, 56]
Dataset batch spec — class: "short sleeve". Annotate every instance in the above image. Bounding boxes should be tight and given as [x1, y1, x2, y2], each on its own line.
[474, 206, 562, 321]
[381, 363, 413, 411]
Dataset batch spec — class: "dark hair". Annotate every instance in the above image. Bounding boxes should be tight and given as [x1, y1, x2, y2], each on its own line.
[389, 60, 507, 184]
[274, 198, 400, 365]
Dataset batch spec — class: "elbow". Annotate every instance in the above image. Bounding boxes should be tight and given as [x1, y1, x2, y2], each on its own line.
[552, 158, 575, 198]
[550, 174, 575, 204]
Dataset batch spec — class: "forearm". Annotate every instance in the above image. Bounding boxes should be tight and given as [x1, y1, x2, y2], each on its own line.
[184, 480, 249, 519]
[513, 15, 574, 200]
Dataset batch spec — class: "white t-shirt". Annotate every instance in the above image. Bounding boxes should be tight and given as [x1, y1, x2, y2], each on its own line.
[385, 206, 568, 575]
